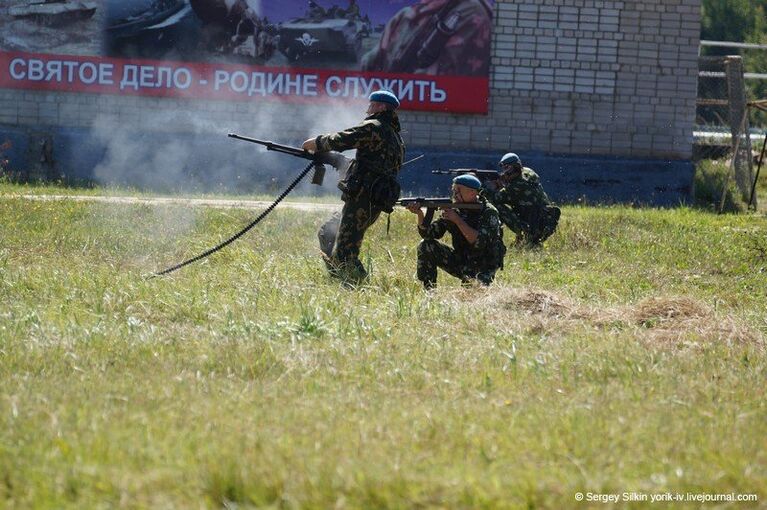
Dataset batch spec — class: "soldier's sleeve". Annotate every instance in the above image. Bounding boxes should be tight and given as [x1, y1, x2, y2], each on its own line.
[481, 186, 500, 203]
[489, 186, 510, 204]
[418, 218, 448, 240]
[315, 120, 377, 152]
[525, 169, 541, 185]
[495, 180, 526, 204]
[474, 208, 501, 252]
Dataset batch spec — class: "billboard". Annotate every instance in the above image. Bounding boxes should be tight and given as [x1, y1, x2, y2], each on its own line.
[0, 0, 493, 113]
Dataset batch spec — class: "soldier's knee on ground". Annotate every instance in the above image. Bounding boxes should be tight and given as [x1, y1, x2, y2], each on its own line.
[476, 271, 496, 286]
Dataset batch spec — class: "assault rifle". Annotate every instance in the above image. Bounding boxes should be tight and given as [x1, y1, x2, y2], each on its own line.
[431, 169, 501, 181]
[397, 197, 483, 224]
[228, 133, 352, 186]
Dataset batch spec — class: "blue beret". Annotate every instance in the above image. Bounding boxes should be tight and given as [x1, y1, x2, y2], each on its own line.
[500, 152, 521, 165]
[452, 174, 482, 190]
[368, 89, 400, 108]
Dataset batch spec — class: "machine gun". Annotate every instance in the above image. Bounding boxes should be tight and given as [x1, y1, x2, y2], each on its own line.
[431, 168, 501, 181]
[228, 133, 352, 186]
[396, 197, 483, 224]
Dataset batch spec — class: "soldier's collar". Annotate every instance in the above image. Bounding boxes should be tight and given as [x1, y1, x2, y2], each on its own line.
[367, 110, 396, 120]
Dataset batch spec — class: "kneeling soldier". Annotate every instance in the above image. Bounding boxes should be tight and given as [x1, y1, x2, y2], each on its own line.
[406, 175, 505, 289]
[483, 153, 560, 247]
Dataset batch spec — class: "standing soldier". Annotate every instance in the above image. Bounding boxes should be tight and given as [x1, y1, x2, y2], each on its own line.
[302, 90, 405, 283]
[483, 153, 561, 248]
[361, 0, 492, 76]
[406, 175, 505, 289]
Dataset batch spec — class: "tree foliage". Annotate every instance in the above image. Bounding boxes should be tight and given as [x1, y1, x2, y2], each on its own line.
[701, 0, 760, 45]
[701, 0, 767, 124]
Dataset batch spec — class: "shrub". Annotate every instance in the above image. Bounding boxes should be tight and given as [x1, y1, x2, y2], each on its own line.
[692, 159, 747, 212]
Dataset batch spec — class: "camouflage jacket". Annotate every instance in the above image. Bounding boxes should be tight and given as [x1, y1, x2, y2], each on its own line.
[483, 167, 556, 223]
[361, 0, 492, 76]
[418, 200, 505, 269]
[315, 110, 405, 177]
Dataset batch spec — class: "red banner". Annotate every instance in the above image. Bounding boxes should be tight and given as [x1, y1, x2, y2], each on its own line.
[0, 52, 489, 114]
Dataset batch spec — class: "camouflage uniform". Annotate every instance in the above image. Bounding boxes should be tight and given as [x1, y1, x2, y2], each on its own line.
[416, 200, 505, 289]
[361, 0, 492, 76]
[317, 110, 405, 281]
[482, 167, 561, 246]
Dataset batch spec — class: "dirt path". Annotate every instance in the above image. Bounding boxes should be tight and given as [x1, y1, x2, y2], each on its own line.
[5, 194, 340, 212]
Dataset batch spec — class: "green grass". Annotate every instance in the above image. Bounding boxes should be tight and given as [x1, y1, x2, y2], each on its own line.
[0, 184, 766, 509]
[692, 158, 767, 213]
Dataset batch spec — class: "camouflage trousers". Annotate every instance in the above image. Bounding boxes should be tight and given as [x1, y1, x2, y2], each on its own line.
[318, 195, 381, 281]
[416, 240, 496, 289]
[498, 206, 561, 246]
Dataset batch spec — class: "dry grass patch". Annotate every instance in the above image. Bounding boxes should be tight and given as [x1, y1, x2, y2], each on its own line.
[469, 287, 765, 350]
[628, 295, 762, 349]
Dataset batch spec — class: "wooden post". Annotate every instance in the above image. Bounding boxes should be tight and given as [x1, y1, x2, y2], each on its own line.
[724, 56, 754, 203]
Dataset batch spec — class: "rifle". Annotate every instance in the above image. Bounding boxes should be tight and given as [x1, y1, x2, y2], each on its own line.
[397, 197, 483, 224]
[228, 133, 352, 186]
[431, 168, 500, 181]
[386, 0, 462, 72]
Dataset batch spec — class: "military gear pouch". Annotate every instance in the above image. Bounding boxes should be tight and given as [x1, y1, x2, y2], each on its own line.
[338, 158, 400, 213]
[369, 174, 401, 213]
[338, 161, 363, 199]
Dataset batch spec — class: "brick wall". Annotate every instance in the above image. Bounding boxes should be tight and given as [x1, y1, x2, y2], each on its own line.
[0, 0, 701, 161]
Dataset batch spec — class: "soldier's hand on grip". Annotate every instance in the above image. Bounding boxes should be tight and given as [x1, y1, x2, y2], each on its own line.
[302, 138, 317, 153]
[405, 204, 422, 214]
[441, 209, 459, 223]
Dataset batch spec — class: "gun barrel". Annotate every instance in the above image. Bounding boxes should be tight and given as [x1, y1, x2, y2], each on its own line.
[227, 133, 270, 146]
[397, 197, 483, 210]
[431, 169, 500, 178]
[228, 133, 309, 159]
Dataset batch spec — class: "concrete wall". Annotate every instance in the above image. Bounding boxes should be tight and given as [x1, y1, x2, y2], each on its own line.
[0, 0, 701, 201]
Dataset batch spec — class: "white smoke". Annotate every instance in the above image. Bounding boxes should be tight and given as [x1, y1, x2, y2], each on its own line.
[87, 98, 366, 195]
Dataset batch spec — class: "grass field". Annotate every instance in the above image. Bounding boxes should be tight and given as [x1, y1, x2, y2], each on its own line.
[0, 184, 766, 509]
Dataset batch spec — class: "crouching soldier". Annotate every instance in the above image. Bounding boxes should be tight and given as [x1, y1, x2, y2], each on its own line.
[483, 153, 560, 248]
[406, 175, 505, 289]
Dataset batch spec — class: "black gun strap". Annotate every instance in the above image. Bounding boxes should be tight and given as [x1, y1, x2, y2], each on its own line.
[424, 207, 436, 225]
[150, 160, 315, 278]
